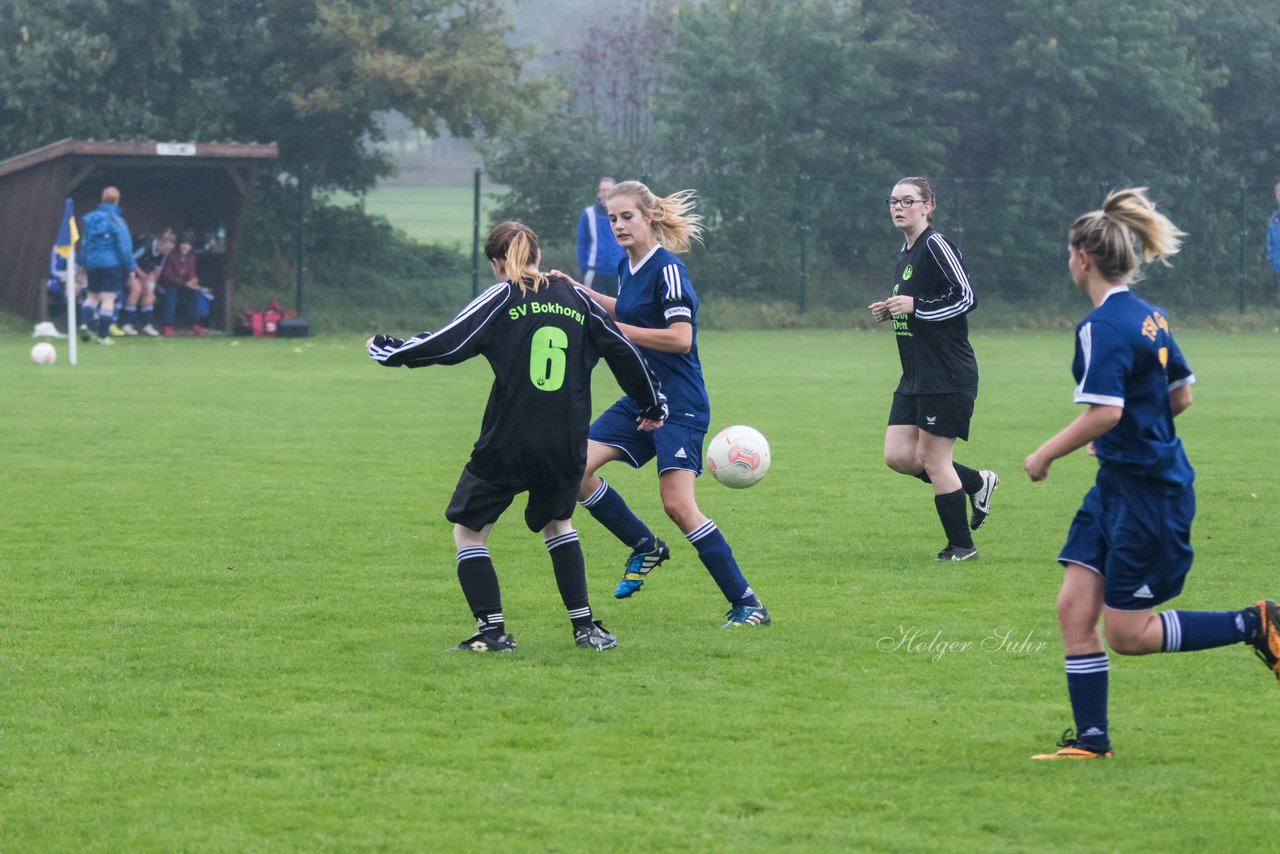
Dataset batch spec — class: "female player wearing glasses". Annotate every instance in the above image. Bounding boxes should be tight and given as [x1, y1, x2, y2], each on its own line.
[1023, 188, 1279, 759]
[869, 177, 999, 561]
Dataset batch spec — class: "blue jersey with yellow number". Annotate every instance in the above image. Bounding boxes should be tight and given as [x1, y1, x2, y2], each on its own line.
[1071, 286, 1195, 485]
[612, 244, 710, 430]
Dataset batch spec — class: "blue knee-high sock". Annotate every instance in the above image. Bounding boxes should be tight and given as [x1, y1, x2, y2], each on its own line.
[141, 305, 155, 327]
[96, 310, 112, 338]
[1065, 653, 1110, 748]
[1159, 609, 1255, 652]
[122, 304, 138, 327]
[80, 302, 95, 328]
[578, 479, 654, 551]
[687, 520, 758, 607]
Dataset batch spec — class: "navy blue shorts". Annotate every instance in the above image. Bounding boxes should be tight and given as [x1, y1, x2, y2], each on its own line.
[589, 397, 704, 476]
[86, 265, 127, 295]
[445, 464, 579, 533]
[1058, 468, 1195, 610]
[888, 390, 976, 441]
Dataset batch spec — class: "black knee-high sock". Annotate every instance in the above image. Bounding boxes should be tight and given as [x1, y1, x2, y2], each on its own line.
[545, 531, 593, 628]
[456, 545, 503, 633]
[934, 489, 974, 548]
[915, 463, 983, 494]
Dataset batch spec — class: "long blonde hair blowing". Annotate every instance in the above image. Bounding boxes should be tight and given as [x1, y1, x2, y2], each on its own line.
[484, 221, 548, 295]
[609, 180, 704, 255]
[1069, 188, 1185, 283]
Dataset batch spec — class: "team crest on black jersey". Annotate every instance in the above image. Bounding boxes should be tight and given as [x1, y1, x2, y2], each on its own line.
[902, 264, 914, 281]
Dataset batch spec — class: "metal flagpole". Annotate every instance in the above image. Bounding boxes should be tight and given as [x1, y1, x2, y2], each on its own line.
[67, 248, 77, 366]
[56, 198, 80, 366]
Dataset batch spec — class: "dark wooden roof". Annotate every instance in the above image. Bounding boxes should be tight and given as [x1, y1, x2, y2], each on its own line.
[0, 138, 279, 179]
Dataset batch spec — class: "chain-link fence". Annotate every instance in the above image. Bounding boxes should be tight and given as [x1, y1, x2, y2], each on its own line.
[254, 164, 1280, 331]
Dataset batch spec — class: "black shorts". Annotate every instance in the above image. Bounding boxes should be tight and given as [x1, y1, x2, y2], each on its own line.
[445, 464, 579, 533]
[887, 390, 976, 441]
[86, 265, 127, 295]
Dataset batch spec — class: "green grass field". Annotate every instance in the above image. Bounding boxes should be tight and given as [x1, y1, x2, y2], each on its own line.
[331, 185, 507, 249]
[3, 327, 1279, 851]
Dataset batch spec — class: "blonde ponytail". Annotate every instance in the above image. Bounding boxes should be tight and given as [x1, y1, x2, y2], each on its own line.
[484, 221, 547, 294]
[1069, 187, 1185, 282]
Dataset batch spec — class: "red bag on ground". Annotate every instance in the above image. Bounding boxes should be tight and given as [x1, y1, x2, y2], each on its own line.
[263, 298, 286, 336]
[236, 310, 264, 336]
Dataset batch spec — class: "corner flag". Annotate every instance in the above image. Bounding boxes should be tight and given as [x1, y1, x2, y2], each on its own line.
[55, 198, 81, 365]
[55, 198, 79, 259]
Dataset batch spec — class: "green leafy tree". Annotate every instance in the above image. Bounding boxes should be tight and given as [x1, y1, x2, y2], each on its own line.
[0, 0, 527, 191]
[915, 0, 1228, 305]
[652, 0, 953, 298]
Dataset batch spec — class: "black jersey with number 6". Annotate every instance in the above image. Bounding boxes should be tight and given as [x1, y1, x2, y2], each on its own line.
[368, 279, 665, 486]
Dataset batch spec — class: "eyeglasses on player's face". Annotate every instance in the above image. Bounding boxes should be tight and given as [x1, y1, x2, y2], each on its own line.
[886, 197, 926, 209]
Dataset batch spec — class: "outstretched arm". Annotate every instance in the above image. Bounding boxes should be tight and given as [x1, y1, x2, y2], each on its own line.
[368, 283, 509, 368]
[1024, 404, 1123, 482]
[579, 292, 667, 426]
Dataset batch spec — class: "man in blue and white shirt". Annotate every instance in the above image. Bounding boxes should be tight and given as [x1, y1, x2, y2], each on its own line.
[576, 177, 624, 297]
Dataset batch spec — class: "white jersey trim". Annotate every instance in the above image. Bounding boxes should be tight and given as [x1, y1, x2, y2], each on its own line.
[382, 281, 509, 361]
[583, 206, 599, 271]
[914, 233, 974, 321]
[628, 242, 662, 275]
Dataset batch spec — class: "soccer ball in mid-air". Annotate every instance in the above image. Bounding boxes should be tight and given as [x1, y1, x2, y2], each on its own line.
[706, 425, 770, 489]
[31, 342, 56, 365]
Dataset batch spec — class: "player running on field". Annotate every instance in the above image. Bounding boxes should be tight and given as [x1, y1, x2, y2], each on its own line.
[1023, 188, 1280, 760]
[368, 221, 668, 653]
[551, 180, 770, 628]
[869, 177, 999, 562]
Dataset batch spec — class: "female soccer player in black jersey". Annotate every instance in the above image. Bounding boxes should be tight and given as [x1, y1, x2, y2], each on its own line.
[368, 222, 668, 652]
[869, 176, 998, 561]
[552, 181, 770, 628]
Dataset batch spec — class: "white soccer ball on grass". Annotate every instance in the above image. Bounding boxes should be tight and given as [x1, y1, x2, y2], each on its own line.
[705, 425, 771, 489]
[31, 342, 57, 366]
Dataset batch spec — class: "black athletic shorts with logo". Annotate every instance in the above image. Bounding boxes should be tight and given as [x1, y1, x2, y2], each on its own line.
[887, 389, 976, 441]
[445, 464, 580, 533]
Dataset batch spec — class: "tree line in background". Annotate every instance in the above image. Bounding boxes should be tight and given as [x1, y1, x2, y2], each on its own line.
[487, 0, 1280, 311]
[3, 0, 1279, 320]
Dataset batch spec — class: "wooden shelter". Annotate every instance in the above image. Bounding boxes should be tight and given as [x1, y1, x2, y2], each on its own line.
[0, 139, 278, 330]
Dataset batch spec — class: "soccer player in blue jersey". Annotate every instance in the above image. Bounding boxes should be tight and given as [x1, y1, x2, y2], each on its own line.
[368, 221, 668, 653]
[869, 177, 999, 560]
[1024, 188, 1280, 760]
[552, 180, 770, 628]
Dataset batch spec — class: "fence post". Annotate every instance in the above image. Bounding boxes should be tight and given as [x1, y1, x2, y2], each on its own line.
[471, 167, 482, 299]
[797, 173, 810, 313]
[952, 178, 964, 246]
[1238, 181, 1247, 314]
[295, 163, 309, 317]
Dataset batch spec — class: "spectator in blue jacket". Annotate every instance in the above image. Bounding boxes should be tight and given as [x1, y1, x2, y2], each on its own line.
[1267, 182, 1280, 297]
[79, 186, 136, 345]
[576, 177, 625, 297]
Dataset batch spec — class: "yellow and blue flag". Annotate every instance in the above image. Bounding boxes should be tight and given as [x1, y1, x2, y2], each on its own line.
[55, 198, 78, 259]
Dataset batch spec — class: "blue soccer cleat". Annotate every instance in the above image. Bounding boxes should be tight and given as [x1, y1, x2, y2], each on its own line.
[721, 604, 771, 628]
[613, 538, 670, 598]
